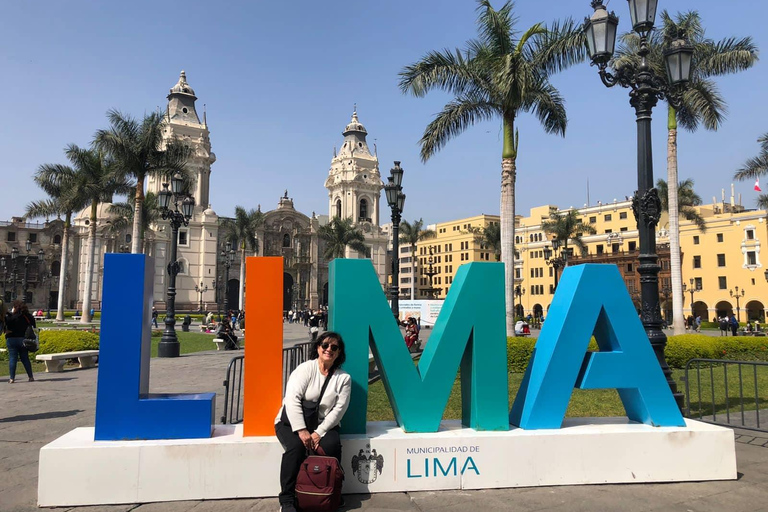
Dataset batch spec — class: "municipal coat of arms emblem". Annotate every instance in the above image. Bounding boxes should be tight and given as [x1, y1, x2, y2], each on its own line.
[351, 443, 384, 484]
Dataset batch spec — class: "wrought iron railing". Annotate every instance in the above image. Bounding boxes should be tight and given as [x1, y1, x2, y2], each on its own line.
[221, 341, 313, 425]
[684, 359, 768, 433]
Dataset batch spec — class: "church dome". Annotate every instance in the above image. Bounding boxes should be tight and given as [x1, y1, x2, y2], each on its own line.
[169, 70, 196, 97]
[203, 206, 217, 217]
[343, 109, 367, 135]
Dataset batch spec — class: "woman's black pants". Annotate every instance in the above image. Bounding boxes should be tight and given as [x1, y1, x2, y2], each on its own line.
[275, 421, 342, 506]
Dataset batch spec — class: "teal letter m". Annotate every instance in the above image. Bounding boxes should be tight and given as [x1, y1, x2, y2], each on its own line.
[329, 259, 509, 434]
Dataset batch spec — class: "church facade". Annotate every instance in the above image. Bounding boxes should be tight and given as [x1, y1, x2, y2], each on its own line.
[0, 72, 389, 314]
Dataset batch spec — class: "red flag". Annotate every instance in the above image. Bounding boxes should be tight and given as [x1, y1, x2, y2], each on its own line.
[756, 178, 762, 192]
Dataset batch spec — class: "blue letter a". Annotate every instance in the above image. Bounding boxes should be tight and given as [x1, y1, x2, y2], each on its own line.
[509, 264, 685, 429]
[329, 259, 509, 434]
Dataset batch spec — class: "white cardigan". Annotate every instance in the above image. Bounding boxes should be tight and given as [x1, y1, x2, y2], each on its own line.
[275, 359, 352, 438]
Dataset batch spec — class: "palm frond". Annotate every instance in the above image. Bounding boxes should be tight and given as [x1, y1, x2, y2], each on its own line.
[531, 18, 588, 75]
[420, 94, 499, 162]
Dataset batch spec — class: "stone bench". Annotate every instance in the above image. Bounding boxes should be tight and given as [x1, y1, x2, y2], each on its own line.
[72, 316, 81, 321]
[213, 339, 227, 351]
[34, 315, 46, 321]
[36, 350, 99, 373]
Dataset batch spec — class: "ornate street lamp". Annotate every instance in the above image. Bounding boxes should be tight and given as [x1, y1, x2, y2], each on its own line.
[730, 286, 745, 323]
[220, 242, 235, 316]
[385, 161, 406, 319]
[10, 246, 19, 300]
[682, 278, 701, 325]
[515, 285, 526, 319]
[194, 281, 209, 313]
[0, 257, 7, 301]
[156, 174, 195, 358]
[584, 0, 694, 410]
[21, 239, 34, 303]
[543, 241, 565, 290]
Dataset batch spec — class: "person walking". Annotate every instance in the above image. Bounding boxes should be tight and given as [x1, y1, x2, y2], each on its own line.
[695, 315, 702, 333]
[4, 300, 36, 384]
[730, 315, 739, 337]
[151, 307, 159, 328]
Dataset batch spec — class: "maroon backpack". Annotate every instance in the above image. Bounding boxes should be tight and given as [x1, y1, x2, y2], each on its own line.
[295, 446, 343, 512]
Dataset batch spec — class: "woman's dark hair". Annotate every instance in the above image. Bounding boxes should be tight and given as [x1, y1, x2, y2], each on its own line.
[309, 331, 346, 369]
[12, 300, 28, 314]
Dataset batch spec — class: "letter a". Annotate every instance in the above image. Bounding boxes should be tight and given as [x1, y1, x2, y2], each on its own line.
[510, 264, 685, 429]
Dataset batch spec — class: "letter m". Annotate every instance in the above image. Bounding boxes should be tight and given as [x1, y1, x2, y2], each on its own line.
[329, 259, 508, 434]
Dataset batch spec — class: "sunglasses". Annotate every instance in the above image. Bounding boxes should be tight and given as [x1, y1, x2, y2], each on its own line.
[320, 342, 340, 353]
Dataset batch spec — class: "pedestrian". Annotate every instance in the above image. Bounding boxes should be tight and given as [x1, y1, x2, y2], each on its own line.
[308, 310, 320, 341]
[4, 299, 36, 384]
[730, 315, 739, 337]
[719, 316, 728, 336]
[151, 307, 159, 328]
[695, 315, 701, 333]
[288, 310, 294, 324]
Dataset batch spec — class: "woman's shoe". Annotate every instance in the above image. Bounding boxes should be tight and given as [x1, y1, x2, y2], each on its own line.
[8, 379, 14, 384]
[28, 377, 35, 382]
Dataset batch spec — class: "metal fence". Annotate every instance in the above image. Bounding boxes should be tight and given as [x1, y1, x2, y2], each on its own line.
[221, 341, 314, 425]
[684, 359, 768, 433]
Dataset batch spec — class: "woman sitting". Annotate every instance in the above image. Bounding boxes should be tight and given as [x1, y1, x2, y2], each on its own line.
[216, 318, 239, 350]
[274, 332, 351, 512]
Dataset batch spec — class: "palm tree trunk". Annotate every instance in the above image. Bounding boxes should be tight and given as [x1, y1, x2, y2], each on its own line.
[411, 242, 416, 300]
[238, 243, 246, 310]
[501, 117, 517, 336]
[667, 106, 685, 335]
[55, 212, 71, 322]
[81, 203, 98, 323]
[131, 177, 144, 254]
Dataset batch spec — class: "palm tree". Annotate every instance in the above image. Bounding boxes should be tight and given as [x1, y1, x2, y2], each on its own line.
[25, 166, 88, 321]
[94, 110, 192, 254]
[657, 179, 706, 232]
[466, 223, 501, 261]
[399, 219, 436, 299]
[541, 210, 596, 265]
[735, 133, 768, 209]
[221, 206, 264, 310]
[615, 10, 757, 335]
[318, 217, 367, 260]
[107, 189, 160, 253]
[399, 0, 586, 334]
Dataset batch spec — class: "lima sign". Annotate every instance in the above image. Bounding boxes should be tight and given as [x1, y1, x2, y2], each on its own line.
[94, 255, 684, 441]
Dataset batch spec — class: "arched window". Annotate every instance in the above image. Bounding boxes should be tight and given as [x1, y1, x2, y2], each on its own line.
[283, 233, 291, 247]
[53, 234, 62, 245]
[335, 199, 342, 218]
[359, 199, 368, 220]
[125, 233, 132, 244]
[177, 258, 188, 275]
[51, 261, 61, 277]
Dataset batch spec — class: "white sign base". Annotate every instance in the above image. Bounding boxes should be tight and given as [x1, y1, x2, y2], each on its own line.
[38, 418, 736, 507]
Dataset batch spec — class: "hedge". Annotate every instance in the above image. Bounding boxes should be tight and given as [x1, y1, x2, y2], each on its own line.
[507, 334, 768, 371]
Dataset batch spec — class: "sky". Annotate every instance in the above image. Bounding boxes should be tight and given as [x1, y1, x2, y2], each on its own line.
[1, 0, 766, 226]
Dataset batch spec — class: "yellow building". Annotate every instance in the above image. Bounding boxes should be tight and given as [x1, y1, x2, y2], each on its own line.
[419, 193, 768, 324]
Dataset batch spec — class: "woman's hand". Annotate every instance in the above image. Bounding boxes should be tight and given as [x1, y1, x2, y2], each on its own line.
[297, 429, 312, 450]
[310, 432, 321, 450]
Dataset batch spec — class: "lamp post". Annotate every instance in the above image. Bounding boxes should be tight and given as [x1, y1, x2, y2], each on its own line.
[10, 246, 19, 300]
[585, 0, 694, 410]
[220, 242, 235, 317]
[543, 241, 565, 290]
[194, 281, 209, 313]
[422, 246, 439, 299]
[384, 161, 406, 319]
[1, 257, 7, 301]
[730, 286, 745, 323]
[682, 278, 700, 325]
[515, 285, 526, 319]
[156, 174, 195, 358]
[660, 286, 672, 325]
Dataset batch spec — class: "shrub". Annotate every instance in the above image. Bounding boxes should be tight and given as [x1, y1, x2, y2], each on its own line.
[37, 330, 99, 355]
[507, 336, 599, 373]
[664, 334, 718, 368]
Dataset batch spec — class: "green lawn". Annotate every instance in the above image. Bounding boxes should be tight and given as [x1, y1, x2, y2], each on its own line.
[367, 366, 768, 421]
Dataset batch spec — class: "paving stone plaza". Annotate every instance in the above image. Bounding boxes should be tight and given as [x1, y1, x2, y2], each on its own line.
[1, 322, 767, 512]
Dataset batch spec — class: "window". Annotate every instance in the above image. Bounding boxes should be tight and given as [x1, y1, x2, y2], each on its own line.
[628, 241, 636, 251]
[747, 230, 755, 240]
[693, 256, 701, 269]
[282, 233, 291, 247]
[619, 212, 627, 219]
[693, 236, 700, 245]
[125, 233, 132, 244]
[400, 246, 410, 253]
[550, 284, 555, 294]
[29, 233, 37, 243]
[7, 232, 15, 242]
[694, 277, 702, 290]
[627, 263, 634, 273]
[717, 233, 724, 243]
[53, 234, 62, 245]
[359, 199, 368, 220]
[604, 214, 612, 221]
[178, 229, 188, 246]
[718, 276, 727, 289]
[402, 267, 411, 274]
[605, 229, 612, 234]
[620, 227, 628, 232]
[717, 254, 726, 267]
[612, 243, 620, 253]
[51, 260, 61, 277]
[589, 216, 597, 223]
[401, 277, 411, 284]
[335, 199, 341, 218]
[596, 245, 604, 254]
[747, 251, 757, 266]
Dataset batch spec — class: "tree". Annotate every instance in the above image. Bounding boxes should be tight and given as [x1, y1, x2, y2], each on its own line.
[399, 218, 436, 299]
[220, 206, 264, 310]
[466, 223, 501, 261]
[56, 145, 129, 323]
[94, 110, 192, 254]
[25, 165, 88, 321]
[615, 10, 757, 335]
[399, 0, 586, 334]
[107, 189, 160, 253]
[318, 217, 367, 260]
[735, 133, 768, 209]
[657, 178, 706, 232]
[540, 210, 596, 265]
